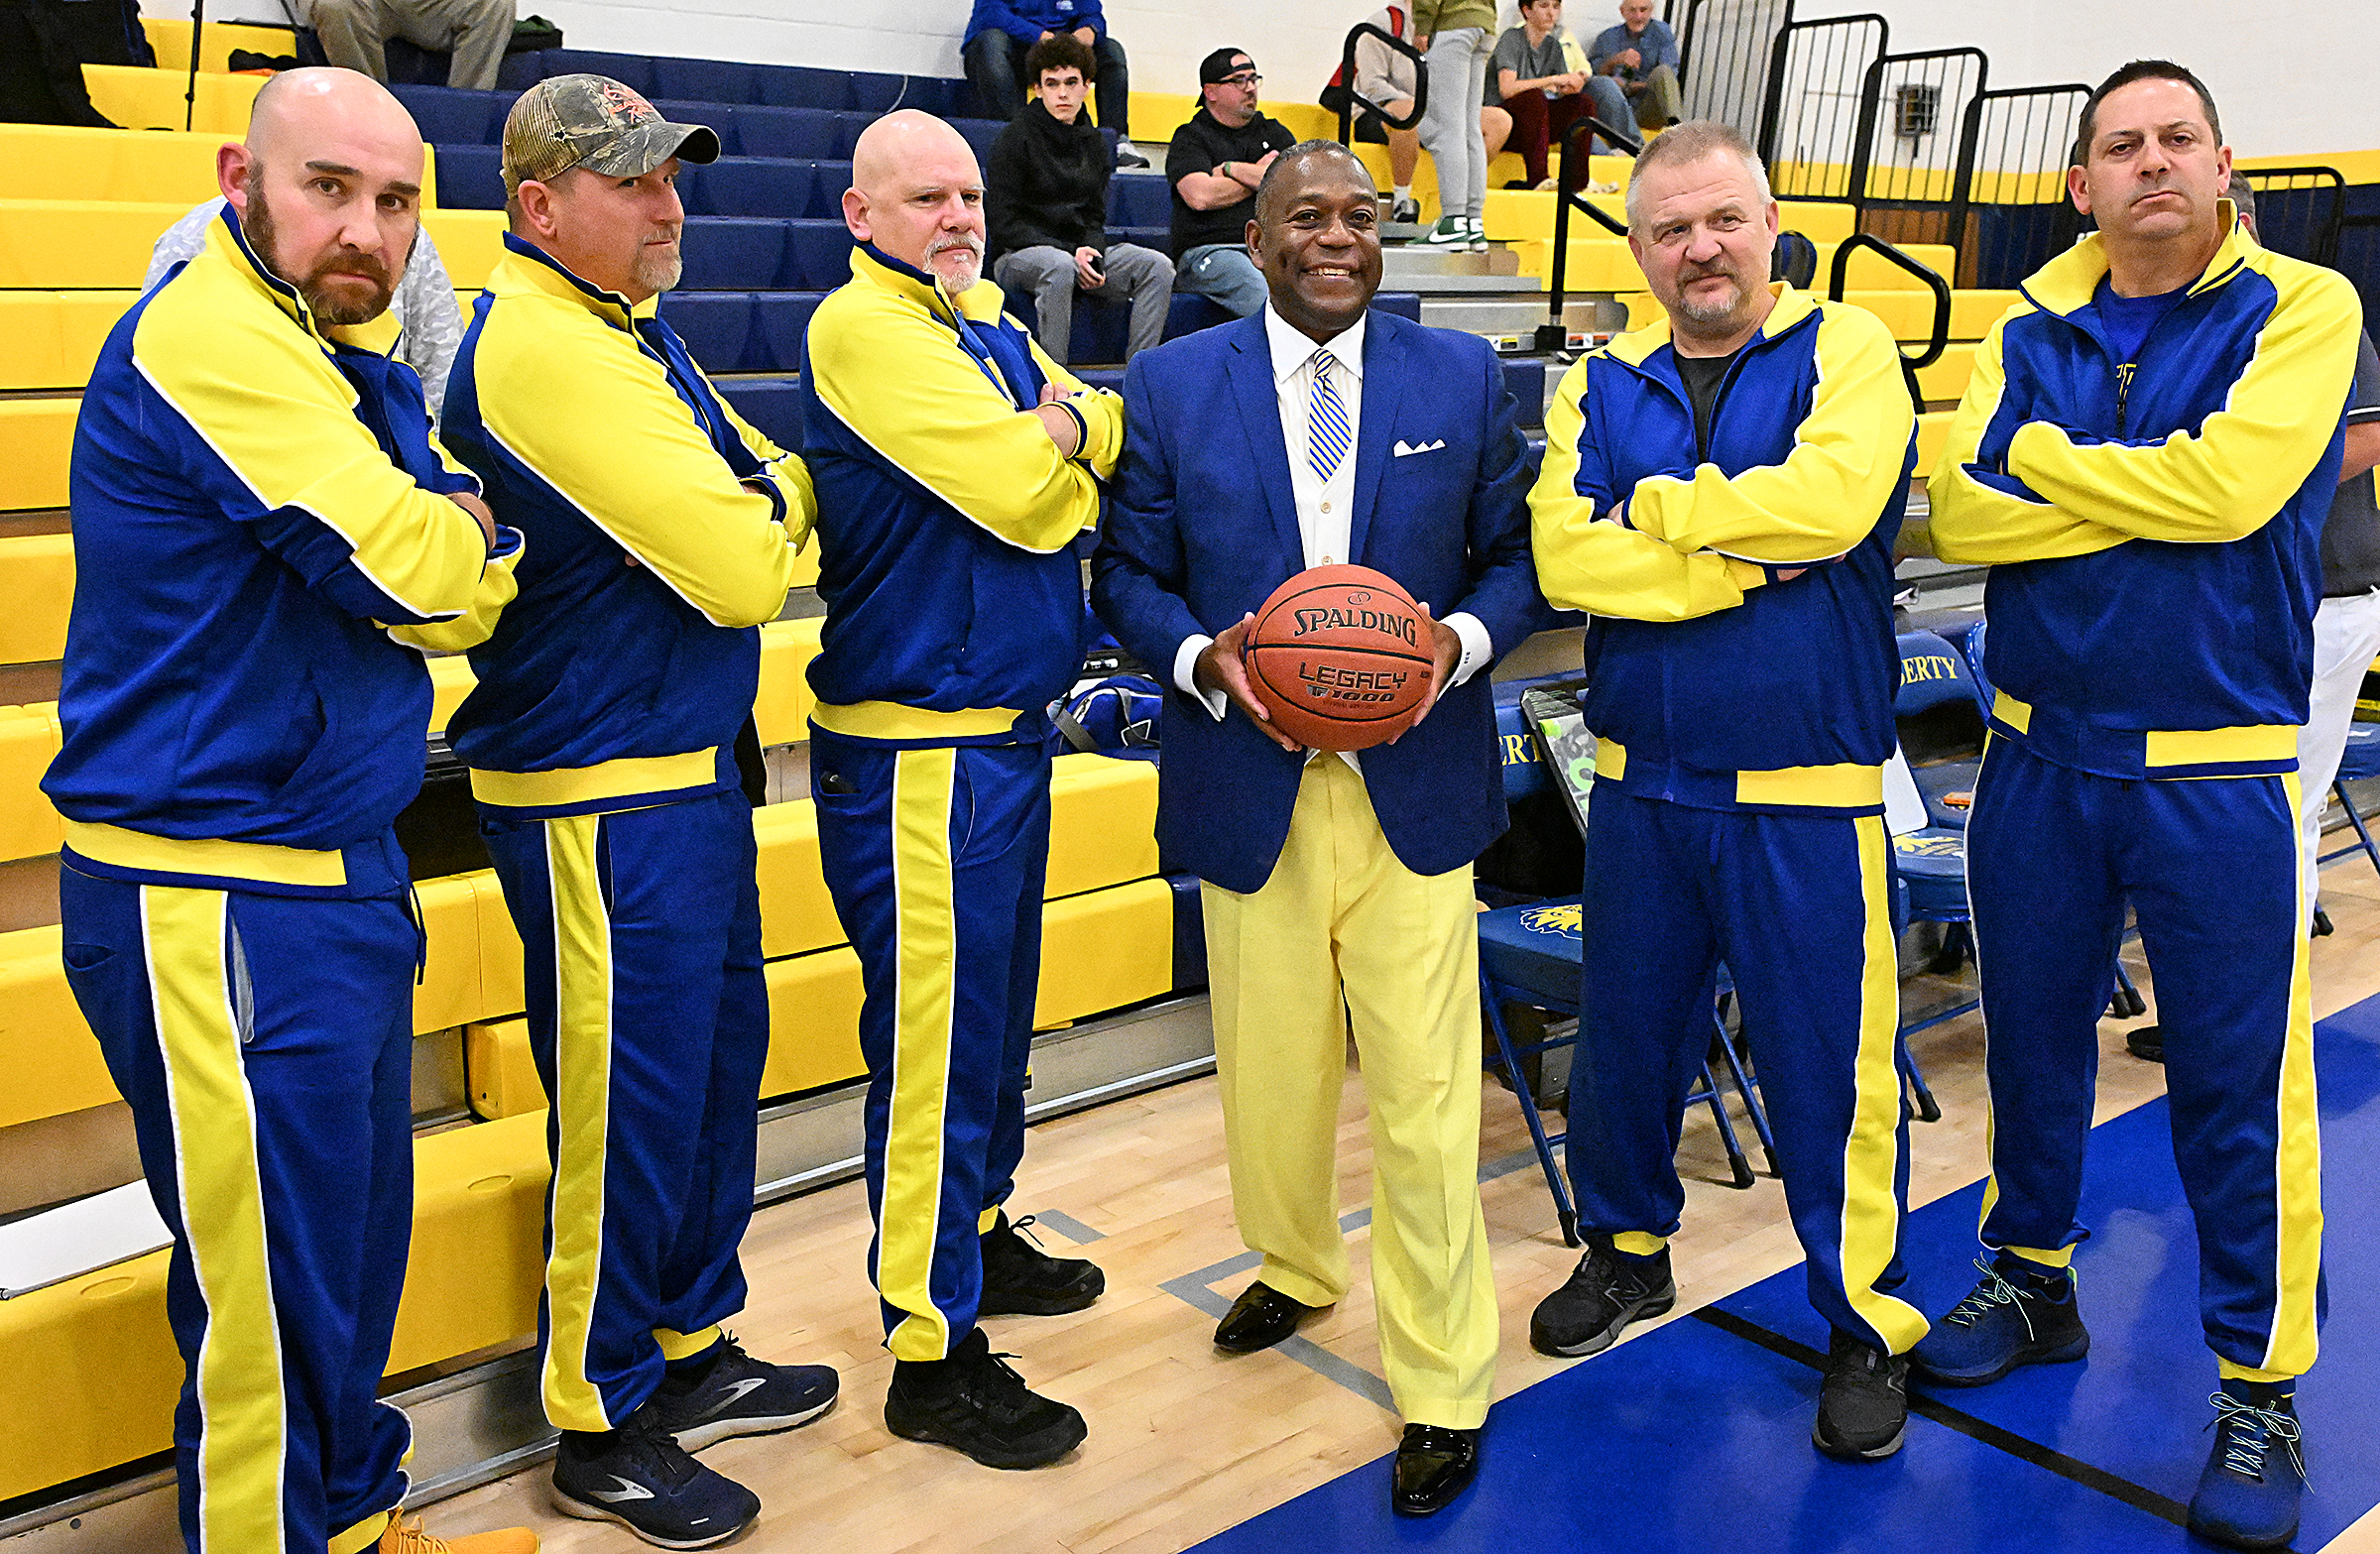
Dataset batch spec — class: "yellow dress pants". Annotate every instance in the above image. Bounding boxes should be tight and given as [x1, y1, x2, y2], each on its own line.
[1201, 757, 1498, 1429]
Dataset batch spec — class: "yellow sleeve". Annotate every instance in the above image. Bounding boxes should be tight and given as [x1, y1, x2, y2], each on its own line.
[388, 530, 525, 652]
[2005, 265, 2362, 543]
[1926, 314, 2132, 564]
[808, 288, 1108, 556]
[135, 287, 488, 621]
[476, 302, 804, 629]
[1624, 305, 1914, 564]
[1529, 358, 1767, 620]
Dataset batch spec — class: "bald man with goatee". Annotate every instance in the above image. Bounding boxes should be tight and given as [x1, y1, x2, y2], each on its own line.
[46, 68, 534, 1554]
[800, 110, 1123, 1469]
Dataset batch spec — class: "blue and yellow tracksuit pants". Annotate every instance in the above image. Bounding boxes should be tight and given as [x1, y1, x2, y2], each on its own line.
[809, 730, 1050, 1362]
[1568, 786, 1929, 1356]
[59, 866, 418, 1554]
[1966, 738, 2321, 1378]
[478, 787, 769, 1433]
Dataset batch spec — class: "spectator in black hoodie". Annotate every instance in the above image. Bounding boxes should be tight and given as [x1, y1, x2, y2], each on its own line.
[988, 34, 1174, 365]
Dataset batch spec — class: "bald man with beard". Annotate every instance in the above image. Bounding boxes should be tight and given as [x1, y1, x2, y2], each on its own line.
[46, 68, 534, 1554]
[799, 110, 1124, 1470]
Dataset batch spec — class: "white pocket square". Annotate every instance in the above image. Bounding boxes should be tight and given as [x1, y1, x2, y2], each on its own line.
[1392, 438, 1447, 457]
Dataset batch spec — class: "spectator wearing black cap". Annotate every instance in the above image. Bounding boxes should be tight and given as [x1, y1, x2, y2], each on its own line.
[963, 0, 1148, 168]
[988, 34, 1174, 363]
[1166, 48, 1297, 318]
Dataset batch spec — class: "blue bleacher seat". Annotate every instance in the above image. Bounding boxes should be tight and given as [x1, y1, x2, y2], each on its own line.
[783, 221, 856, 289]
[1500, 358, 1548, 421]
[1107, 175, 1171, 230]
[757, 65, 858, 112]
[1165, 294, 1234, 339]
[714, 376, 804, 450]
[679, 159, 820, 220]
[751, 294, 824, 372]
[394, 83, 508, 145]
[734, 107, 847, 160]
[678, 217, 789, 291]
[658, 292, 757, 371]
[652, 56, 763, 105]
[952, 118, 1003, 164]
[508, 49, 657, 94]
[430, 143, 506, 210]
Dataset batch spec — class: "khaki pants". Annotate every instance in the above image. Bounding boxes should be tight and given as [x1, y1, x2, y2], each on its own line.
[1201, 757, 1497, 1429]
[1629, 62, 1683, 128]
[304, 0, 514, 91]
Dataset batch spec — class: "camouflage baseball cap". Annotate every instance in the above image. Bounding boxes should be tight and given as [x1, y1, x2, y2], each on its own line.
[501, 73, 721, 193]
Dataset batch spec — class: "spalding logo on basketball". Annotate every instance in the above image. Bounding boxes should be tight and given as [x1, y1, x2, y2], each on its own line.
[1243, 564, 1434, 751]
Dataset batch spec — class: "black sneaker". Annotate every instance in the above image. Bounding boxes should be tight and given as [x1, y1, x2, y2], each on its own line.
[980, 1210, 1106, 1317]
[549, 1414, 760, 1549]
[884, 1326, 1088, 1469]
[1814, 1331, 1909, 1461]
[1528, 1238, 1676, 1357]
[647, 1332, 839, 1451]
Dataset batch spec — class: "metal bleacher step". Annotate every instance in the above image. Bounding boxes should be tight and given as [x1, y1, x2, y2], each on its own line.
[1419, 294, 1621, 338]
[1378, 245, 1521, 284]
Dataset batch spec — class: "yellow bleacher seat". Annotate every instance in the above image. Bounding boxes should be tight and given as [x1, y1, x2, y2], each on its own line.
[0, 403, 76, 516]
[79, 63, 266, 136]
[762, 944, 865, 1096]
[1946, 290, 2022, 340]
[754, 798, 840, 959]
[0, 198, 190, 289]
[0, 533, 74, 660]
[754, 616, 821, 747]
[1481, 188, 1627, 245]
[0, 703, 63, 863]
[1, 124, 229, 206]
[1778, 200, 1856, 243]
[464, 1016, 543, 1120]
[425, 653, 476, 734]
[1045, 753, 1157, 898]
[0, 925, 114, 1130]
[1914, 411, 1952, 480]
[1131, 92, 1334, 149]
[0, 293, 139, 395]
[421, 209, 507, 290]
[140, 17, 306, 75]
[1913, 342, 1978, 406]
[1809, 242, 1959, 292]
[1035, 876, 1174, 1028]
[414, 871, 487, 1036]
[0, 1108, 552, 1502]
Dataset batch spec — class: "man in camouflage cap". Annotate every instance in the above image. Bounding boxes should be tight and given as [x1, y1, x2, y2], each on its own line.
[436, 73, 834, 1549]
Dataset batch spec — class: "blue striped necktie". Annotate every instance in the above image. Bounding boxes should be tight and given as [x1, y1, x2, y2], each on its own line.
[1307, 350, 1351, 483]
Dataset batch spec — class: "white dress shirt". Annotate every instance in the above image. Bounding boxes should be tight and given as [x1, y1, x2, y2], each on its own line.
[1172, 305, 1492, 749]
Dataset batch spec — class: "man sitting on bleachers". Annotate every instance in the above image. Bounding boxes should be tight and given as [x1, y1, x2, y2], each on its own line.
[987, 34, 1172, 365]
[1589, 0, 1681, 132]
[962, 0, 1146, 167]
[297, 0, 517, 92]
[1166, 48, 1297, 319]
[44, 66, 534, 1554]
[146, 198, 464, 418]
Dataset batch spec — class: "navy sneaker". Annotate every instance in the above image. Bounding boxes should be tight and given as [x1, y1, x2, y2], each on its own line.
[647, 1333, 839, 1451]
[1813, 1331, 1909, 1461]
[549, 1414, 759, 1549]
[1528, 1237, 1676, 1358]
[1910, 1255, 2088, 1386]
[979, 1211, 1105, 1317]
[2188, 1379, 2306, 1550]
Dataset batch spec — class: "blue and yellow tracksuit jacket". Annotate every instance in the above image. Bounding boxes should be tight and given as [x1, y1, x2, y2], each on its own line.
[438, 235, 817, 815]
[1929, 209, 2360, 777]
[45, 208, 513, 898]
[798, 244, 1123, 745]
[1530, 284, 1916, 812]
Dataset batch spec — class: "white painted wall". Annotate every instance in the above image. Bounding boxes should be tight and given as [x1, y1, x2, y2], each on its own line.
[151, 0, 2380, 157]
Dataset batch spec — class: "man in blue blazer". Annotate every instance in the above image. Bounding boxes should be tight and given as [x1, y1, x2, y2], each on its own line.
[1092, 140, 1541, 1519]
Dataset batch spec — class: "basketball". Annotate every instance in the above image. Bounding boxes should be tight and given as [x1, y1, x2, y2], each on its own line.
[1242, 565, 1435, 751]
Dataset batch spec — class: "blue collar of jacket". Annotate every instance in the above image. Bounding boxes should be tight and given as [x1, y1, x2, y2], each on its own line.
[494, 230, 662, 328]
[1602, 281, 1820, 383]
[2018, 198, 2259, 318]
[207, 202, 404, 358]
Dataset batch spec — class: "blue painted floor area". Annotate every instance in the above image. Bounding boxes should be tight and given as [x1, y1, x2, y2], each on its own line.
[1193, 1002, 2380, 1553]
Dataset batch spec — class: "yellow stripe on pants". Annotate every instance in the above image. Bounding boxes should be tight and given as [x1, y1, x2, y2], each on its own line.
[1201, 758, 1497, 1428]
[880, 748, 960, 1362]
[1840, 816, 1930, 1355]
[540, 815, 619, 1431]
[141, 885, 289, 1552]
[2265, 770, 2323, 1376]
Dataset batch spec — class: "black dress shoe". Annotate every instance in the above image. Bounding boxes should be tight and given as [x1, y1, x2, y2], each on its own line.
[1391, 1423, 1480, 1516]
[1213, 1280, 1322, 1353]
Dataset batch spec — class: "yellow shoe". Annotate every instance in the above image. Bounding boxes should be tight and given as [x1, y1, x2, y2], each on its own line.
[380, 1513, 539, 1554]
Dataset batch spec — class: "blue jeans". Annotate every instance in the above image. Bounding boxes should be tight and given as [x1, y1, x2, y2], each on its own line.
[1176, 243, 1268, 318]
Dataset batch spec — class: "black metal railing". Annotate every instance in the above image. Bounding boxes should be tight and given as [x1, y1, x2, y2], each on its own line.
[1828, 231, 1951, 406]
[1946, 82, 2089, 289]
[1534, 113, 1644, 353]
[1329, 20, 1429, 146]
[2241, 166, 2346, 267]
[1844, 46, 1986, 249]
[1756, 13, 1887, 201]
[1678, 0, 1794, 139]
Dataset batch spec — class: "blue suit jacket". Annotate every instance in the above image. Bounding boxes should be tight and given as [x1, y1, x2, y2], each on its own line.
[1091, 309, 1544, 894]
